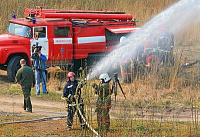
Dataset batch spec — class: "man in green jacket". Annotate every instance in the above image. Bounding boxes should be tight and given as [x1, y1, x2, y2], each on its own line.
[16, 59, 35, 113]
[92, 73, 113, 132]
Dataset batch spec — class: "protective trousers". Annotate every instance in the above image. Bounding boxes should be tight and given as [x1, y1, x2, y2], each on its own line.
[120, 60, 132, 83]
[67, 104, 85, 128]
[22, 86, 32, 111]
[96, 106, 110, 131]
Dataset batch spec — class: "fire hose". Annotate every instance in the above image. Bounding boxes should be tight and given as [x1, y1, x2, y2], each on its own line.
[0, 96, 100, 137]
[74, 83, 101, 137]
[0, 83, 100, 137]
[0, 98, 100, 137]
[0, 115, 67, 126]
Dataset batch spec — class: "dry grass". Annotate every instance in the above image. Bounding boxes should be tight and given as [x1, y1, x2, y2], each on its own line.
[1, 0, 200, 51]
[1, 0, 200, 49]
[0, 0, 178, 32]
[0, 115, 200, 137]
[1, 0, 200, 136]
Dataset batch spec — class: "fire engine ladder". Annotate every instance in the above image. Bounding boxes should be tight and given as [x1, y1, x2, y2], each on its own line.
[25, 7, 132, 21]
[25, 6, 126, 15]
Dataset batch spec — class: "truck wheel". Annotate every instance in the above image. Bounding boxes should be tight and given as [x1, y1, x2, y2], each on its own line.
[7, 56, 22, 82]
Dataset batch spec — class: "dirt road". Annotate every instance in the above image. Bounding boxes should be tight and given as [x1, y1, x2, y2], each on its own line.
[0, 70, 66, 117]
[0, 94, 66, 116]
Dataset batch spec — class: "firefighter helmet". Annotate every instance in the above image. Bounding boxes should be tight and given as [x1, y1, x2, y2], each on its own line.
[67, 72, 75, 80]
[120, 36, 127, 43]
[99, 73, 111, 83]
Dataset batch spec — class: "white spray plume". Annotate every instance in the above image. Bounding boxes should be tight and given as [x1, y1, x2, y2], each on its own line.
[87, 0, 200, 79]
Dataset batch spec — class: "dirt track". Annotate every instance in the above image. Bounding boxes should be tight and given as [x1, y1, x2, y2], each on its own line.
[0, 95, 66, 116]
[0, 70, 66, 117]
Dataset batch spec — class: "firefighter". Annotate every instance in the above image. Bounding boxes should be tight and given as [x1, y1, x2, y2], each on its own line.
[143, 38, 157, 67]
[157, 27, 174, 65]
[119, 36, 132, 82]
[120, 59, 132, 82]
[92, 73, 113, 131]
[15, 59, 35, 113]
[62, 72, 86, 131]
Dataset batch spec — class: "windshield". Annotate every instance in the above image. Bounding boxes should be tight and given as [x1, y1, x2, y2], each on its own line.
[8, 23, 32, 38]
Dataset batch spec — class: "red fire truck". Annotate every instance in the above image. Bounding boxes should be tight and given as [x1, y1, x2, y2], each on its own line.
[0, 7, 138, 82]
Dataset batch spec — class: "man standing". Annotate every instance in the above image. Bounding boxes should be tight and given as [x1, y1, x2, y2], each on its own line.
[62, 72, 86, 131]
[16, 59, 35, 113]
[92, 73, 113, 132]
[158, 27, 174, 51]
[31, 45, 48, 95]
[157, 27, 174, 65]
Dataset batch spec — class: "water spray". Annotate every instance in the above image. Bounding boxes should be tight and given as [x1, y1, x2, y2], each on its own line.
[88, 0, 200, 79]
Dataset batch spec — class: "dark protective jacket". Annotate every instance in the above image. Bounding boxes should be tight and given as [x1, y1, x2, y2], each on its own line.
[63, 80, 83, 104]
[15, 66, 35, 87]
[158, 30, 174, 51]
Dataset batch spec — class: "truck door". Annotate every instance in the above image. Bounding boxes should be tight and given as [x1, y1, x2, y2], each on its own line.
[53, 26, 73, 60]
[31, 26, 49, 59]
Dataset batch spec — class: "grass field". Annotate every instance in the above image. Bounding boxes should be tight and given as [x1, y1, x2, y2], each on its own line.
[1, 68, 200, 136]
[1, 0, 200, 136]
[0, 115, 199, 136]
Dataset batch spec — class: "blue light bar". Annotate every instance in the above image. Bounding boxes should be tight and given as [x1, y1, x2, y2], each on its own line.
[32, 18, 36, 24]
[12, 15, 16, 19]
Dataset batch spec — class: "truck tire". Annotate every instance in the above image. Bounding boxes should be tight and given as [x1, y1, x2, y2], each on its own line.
[7, 56, 22, 82]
